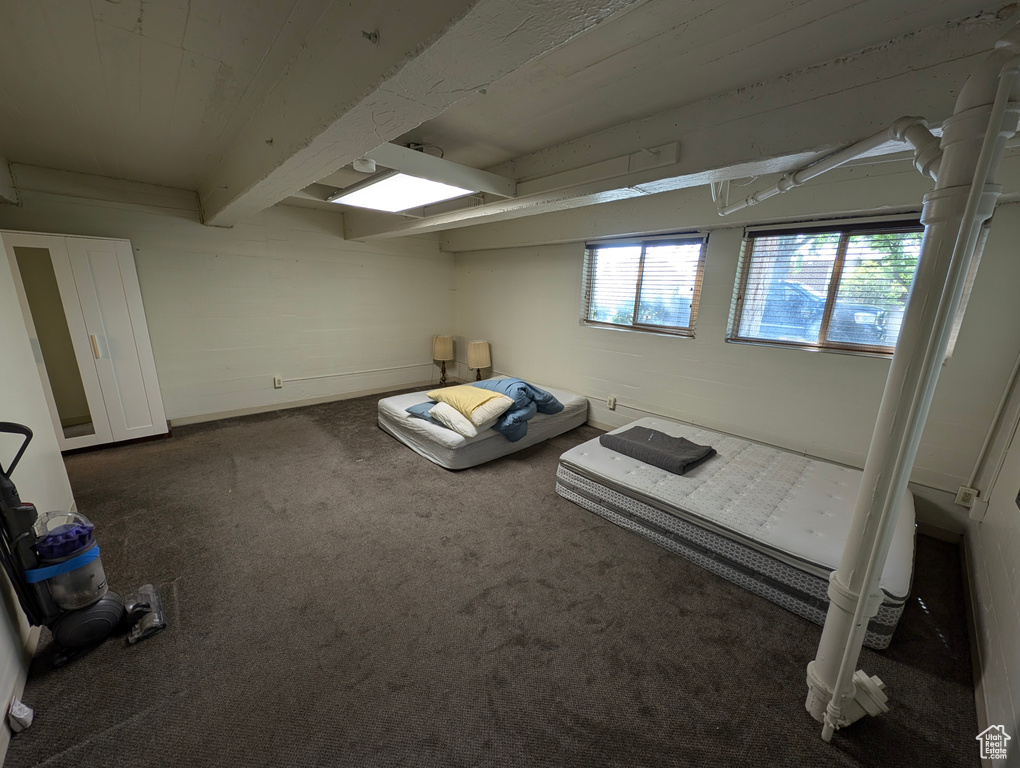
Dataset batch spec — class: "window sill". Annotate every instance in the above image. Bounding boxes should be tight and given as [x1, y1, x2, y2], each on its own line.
[725, 337, 893, 359]
[582, 320, 695, 339]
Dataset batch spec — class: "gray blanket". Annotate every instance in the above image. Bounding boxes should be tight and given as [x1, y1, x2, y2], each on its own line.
[599, 426, 716, 475]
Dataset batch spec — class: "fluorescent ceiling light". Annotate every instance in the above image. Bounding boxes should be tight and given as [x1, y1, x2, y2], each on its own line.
[331, 173, 473, 212]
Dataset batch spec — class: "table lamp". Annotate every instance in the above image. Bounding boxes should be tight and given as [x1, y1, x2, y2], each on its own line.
[433, 335, 454, 386]
[467, 340, 491, 381]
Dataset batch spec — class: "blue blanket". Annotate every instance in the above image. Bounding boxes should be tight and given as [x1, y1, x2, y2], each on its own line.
[471, 378, 563, 442]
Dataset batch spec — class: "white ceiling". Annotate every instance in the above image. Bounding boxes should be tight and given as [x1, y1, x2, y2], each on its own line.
[0, 0, 335, 189]
[399, 0, 1002, 169]
[0, 0, 1013, 231]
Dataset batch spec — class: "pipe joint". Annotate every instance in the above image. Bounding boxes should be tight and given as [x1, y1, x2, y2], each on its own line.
[921, 185, 1001, 227]
[806, 662, 887, 731]
[893, 121, 942, 181]
[941, 103, 1020, 150]
[776, 173, 799, 193]
[805, 660, 835, 722]
[888, 115, 928, 141]
[913, 141, 942, 181]
[826, 572, 884, 618]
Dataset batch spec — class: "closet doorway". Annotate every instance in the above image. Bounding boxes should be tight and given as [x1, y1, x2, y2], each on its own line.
[2, 231, 167, 451]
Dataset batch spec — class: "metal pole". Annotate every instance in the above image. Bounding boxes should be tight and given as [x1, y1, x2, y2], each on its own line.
[805, 29, 1020, 738]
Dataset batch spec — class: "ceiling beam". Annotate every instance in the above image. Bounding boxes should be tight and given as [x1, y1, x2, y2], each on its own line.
[10, 164, 200, 212]
[435, 148, 1020, 252]
[0, 155, 19, 205]
[340, 12, 1013, 240]
[199, 0, 647, 227]
[364, 143, 516, 198]
[438, 158, 917, 251]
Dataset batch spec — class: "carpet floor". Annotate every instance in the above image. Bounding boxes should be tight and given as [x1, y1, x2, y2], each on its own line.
[6, 390, 979, 767]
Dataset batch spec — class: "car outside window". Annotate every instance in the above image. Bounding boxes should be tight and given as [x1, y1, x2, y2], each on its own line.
[582, 234, 708, 337]
[729, 222, 923, 354]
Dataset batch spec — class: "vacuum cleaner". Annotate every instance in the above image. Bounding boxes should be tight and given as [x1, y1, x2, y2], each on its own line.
[0, 422, 165, 665]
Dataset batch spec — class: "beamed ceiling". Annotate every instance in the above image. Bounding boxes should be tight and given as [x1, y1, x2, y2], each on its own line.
[0, 0, 1015, 237]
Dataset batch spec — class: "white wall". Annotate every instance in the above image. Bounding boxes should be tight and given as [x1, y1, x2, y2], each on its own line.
[968, 411, 1020, 751]
[0, 172, 455, 423]
[451, 162, 1020, 496]
[0, 245, 74, 761]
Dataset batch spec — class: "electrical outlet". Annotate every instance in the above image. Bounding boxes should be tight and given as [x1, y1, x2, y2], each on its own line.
[955, 485, 978, 507]
[273, 375, 283, 389]
[607, 395, 617, 410]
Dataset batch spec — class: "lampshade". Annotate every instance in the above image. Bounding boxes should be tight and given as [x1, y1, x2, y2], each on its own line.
[432, 335, 454, 361]
[467, 340, 491, 369]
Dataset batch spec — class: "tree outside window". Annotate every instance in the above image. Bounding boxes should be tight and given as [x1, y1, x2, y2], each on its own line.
[731, 223, 923, 353]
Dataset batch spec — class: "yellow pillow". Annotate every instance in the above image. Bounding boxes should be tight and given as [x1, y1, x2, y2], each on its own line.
[427, 385, 504, 420]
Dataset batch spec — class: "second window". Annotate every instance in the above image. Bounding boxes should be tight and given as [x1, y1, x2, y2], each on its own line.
[729, 222, 923, 354]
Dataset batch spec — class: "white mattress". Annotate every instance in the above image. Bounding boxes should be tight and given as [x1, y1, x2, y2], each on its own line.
[378, 380, 588, 470]
[558, 417, 915, 600]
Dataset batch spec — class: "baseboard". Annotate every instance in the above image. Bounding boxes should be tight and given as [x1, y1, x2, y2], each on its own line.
[61, 429, 172, 456]
[168, 379, 442, 427]
[960, 536, 990, 737]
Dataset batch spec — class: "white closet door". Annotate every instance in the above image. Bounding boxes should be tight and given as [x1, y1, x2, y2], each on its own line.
[64, 238, 167, 442]
[2, 232, 114, 450]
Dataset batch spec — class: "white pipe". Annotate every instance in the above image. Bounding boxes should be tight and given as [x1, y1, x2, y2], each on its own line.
[818, 67, 1020, 737]
[967, 335, 1020, 489]
[980, 398, 1020, 510]
[718, 128, 894, 215]
[806, 30, 1020, 739]
[709, 179, 729, 204]
[718, 117, 940, 216]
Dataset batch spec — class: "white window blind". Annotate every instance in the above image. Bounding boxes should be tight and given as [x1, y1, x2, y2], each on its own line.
[582, 235, 707, 336]
[730, 222, 923, 353]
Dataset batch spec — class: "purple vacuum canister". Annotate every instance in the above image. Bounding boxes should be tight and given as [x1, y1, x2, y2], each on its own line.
[32, 512, 108, 610]
[34, 521, 95, 560]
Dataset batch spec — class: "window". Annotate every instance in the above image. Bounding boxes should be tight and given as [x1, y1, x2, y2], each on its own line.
[582, 234, 707, 336]
[728, 221, 924, 354]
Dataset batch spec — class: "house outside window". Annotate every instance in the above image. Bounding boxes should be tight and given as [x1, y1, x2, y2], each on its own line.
[582, 234, 708, 337]
[728, 221, 924, 354]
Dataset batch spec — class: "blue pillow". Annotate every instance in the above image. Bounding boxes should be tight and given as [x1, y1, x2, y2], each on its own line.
[405, 401, 441, 426]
